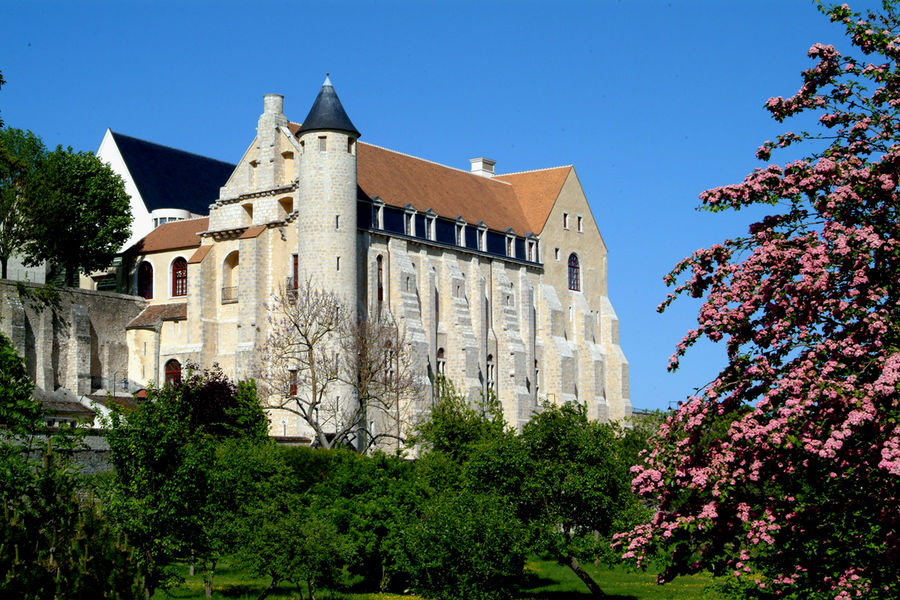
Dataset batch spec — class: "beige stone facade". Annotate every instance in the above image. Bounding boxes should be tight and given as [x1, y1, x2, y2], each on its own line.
[122, 82, 630, 439]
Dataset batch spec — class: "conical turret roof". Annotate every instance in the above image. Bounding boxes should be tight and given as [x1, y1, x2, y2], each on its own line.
[296, 74, 360, 137]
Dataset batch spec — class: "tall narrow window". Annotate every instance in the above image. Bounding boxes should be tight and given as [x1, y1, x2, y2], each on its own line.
[288, 369, 298, 396]
[318, 135, 327, 152]
[165, 359, 181, 386]
[436, 348, 446, 376]
[336, 256, 341, 271]
[171, 257, 187, 297]
[563, 213, 570, 229]
[292, 254, 299, 289]
[137, 261, 153, 299]
[577, 215, 583, 232]
[376, 255, 384, 303]
[568, 253, 580, 291]
[347, 138, 355, 154]
[486, 354, 495, 392]
[335, 214, 340, 229]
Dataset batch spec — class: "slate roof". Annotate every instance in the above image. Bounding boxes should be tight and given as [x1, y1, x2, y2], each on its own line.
[124, 217, 208, 255]
[126, 302, 188, 330]
[295, 75, 360, 137]
[111, 131, 236, 215]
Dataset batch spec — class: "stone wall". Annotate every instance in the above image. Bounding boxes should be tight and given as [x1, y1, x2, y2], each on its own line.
[0, 280, 147, 396]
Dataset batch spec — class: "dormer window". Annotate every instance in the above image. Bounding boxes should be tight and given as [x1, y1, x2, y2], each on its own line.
[405, 212, 415, 236]
[425, 209, 437, 241]
[373, 197, 385, 229]
[477, 223, 487, 251]
[455, 219, 466, 247]
[527, 238, 538, 262]
[505, 228, 516, 258]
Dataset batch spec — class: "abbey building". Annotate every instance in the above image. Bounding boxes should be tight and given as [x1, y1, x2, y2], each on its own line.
[114, 77, 630, 436]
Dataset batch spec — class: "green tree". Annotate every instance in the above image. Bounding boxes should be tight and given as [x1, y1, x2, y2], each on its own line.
[0, 128, 46, 279]
[0, 331, 41, 433]
[0, 332, 147, 598]
[396, 489, 526, 600]
[518, 404, 645, 598]
[23, 146, 130, 286]
[411, 376, 506, 463]
[104, 367, 269, 597]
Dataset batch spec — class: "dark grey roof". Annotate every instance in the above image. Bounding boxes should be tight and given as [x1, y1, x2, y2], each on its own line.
[295, 75, 360, 138]
[111, 132, 236, 215]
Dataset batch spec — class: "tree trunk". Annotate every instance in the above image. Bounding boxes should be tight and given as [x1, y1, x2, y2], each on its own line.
[562, 554, 606, 598]
[308, 579, 317, 600]
[257, 576, 279, 600]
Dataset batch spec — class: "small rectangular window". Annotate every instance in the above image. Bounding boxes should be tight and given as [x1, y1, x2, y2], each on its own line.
[563, 213, 569, 229]
[335, 214, 340, 229]
[347, 138, 355, 154]
[319, 136, 327, 152]
[554, 247, 561, 261]
[478, 229, 486, 251]
[577, 215, 583, 232]
[299, 140, 305, 154]
[406, 213, 415, 236]
[336, 256, 341, 271]
[506, 237, 514, 257]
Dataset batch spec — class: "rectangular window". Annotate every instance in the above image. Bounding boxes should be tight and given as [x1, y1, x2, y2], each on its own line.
[292, 254, 298, 289]
[456, 224, 464, 246]
[336, 256, 341, 271]
[577, 215, 583, 232]
[347, 138, 355, 154]
[478, 229, 486, 251]
[405, 213, 415, 236]
[554, 247, 561, 261]
[289, 369, 298, 396]
[563, 213, 569, 229]
[506, 237, 514, 257]
[318, 136, 327, 152]
[335, 214, 340, 229]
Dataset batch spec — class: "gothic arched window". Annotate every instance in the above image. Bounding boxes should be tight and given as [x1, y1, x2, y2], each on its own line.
[138, 261, 153, 299]
[568, 253, 580, 292]
[486, 353, 495, 392]
[171, 257, 187, 297]
[164, 359, 181, 386]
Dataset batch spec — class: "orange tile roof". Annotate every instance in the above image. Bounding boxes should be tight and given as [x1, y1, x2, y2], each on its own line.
[495, 166, 572, 235]
[125, 218, 208, 254]
[188, 245, 213, 264]
[287, 123, 568, 235]
[239, 225, 266, 239]
[357, 143, 533, 233]
[126, 303, 188, 329]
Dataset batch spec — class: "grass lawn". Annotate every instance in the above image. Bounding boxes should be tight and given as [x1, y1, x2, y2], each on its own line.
[153, 557, 723, 600]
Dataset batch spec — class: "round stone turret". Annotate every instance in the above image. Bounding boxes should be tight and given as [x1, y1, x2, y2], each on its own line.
[296, 74, 360, 138]
[295, 75, 359, 309]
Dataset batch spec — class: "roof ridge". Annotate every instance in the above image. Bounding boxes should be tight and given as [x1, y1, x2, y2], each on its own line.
[497, 165, 572, 177]
[359, 141, 513, 186]
[110, 131, 236, 167]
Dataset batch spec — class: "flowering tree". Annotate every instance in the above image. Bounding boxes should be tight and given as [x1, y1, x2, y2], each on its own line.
[617, 3, 900, 599]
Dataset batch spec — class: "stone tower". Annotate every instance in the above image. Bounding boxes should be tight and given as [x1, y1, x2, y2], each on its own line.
[295, 75, 361, 310]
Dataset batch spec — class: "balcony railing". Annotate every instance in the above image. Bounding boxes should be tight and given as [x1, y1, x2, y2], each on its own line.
[221, 286, 238, 303]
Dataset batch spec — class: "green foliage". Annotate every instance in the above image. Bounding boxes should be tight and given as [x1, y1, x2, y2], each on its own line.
[396, 489, 526, 600]
[0, 442, 147, 598]
[104, 368, 270, 597]
[22, 145, 130, 286]
[0, 127, 46, 279]
[411, 377, 506, 462]
[0, 331, 41, 434]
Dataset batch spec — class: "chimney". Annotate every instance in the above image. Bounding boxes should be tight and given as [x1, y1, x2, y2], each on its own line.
[470, 157, 496, 178]
[264, 93, 284, 115]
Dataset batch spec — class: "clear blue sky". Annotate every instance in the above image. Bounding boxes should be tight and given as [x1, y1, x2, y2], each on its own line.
[1, 0, 882, 411]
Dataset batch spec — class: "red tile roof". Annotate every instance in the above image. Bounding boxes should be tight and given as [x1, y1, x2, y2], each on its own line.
[188, 245, 212, 264]
[495, 166, 572, 234]
[126, 303, 188, 329]
[125, 218, 208, 255]
[287, 123, 569, 235]
[239, 225, 266, 239]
